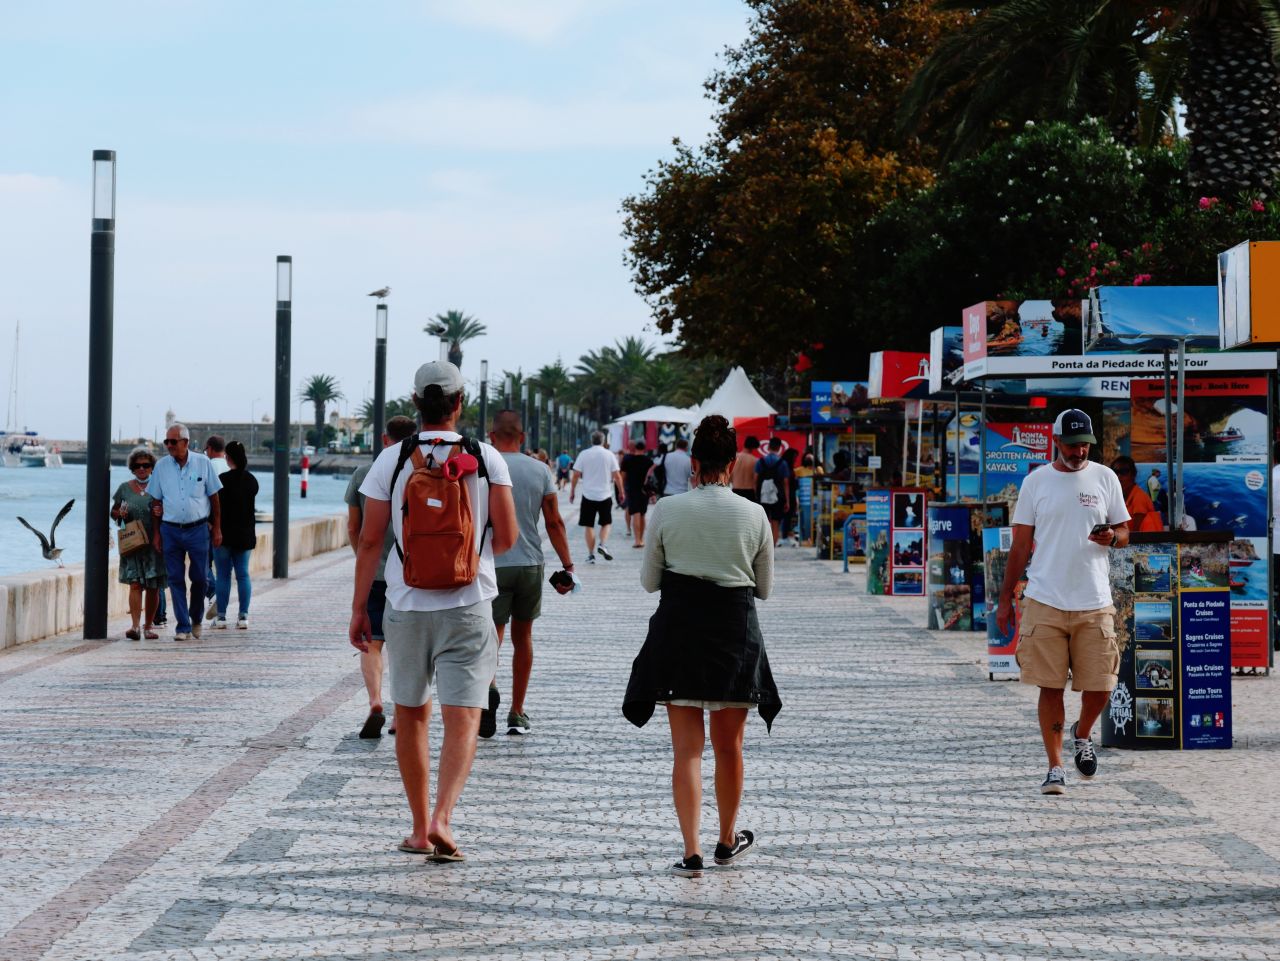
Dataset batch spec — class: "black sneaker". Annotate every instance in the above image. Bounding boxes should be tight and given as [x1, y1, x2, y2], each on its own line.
[359, 710, 385, 739]
[1074, 735, 1098, 779]
[597, 544, 613, 561]
[479, 686, 500, 739]
[1040, 766, 1067, 795]
[153, 615, 167, 627]
[670, 854, 704, 878]
[713, 829, 755, 866]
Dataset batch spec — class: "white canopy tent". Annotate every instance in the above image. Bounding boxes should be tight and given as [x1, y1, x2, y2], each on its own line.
[689, 366, 776, 422]
[607, 403, 699, 426]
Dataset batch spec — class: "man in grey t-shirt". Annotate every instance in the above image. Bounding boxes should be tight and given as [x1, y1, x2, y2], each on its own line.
[345, 415, 419, 740]
[661, 438, 693, 497]
[485, 410, 575, 737]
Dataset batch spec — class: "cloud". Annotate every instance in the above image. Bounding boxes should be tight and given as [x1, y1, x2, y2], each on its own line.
[419, 0, 615, 43]
[348, 91, 711, 151]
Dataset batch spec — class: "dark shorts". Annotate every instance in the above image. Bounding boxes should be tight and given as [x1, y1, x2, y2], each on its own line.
[492, 564, 544, 625]
[625, 487, 648, 516]
[733, 488, 759, 503]
[579, 496, 613, 528]
[556, 468, 569, 482]
[367, 579, 388, 641]
[762, 499, 786, 521]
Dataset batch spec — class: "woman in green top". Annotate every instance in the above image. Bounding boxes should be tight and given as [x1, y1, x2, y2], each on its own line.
[111, 446, 167, 640]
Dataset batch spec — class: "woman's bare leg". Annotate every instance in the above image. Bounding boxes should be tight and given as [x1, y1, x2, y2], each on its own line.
[709, 708, 748, 847]
[666, 705, 705, 858]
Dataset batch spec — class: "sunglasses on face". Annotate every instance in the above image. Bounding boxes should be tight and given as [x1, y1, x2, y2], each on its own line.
[163, 438, 185, 446]
[133, 463, 154, 471]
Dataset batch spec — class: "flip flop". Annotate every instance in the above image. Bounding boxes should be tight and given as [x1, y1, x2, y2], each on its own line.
[360, 710, 386, 739]
[427, 833, 465, 862]
[397, 840, 435, 855]
[125, 629, 140, 641]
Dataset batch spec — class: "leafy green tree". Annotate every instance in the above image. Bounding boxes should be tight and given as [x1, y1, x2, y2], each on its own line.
[298, 374, 343, 443]
[424, 310, 487, 369]
[900, 0, 1280, 196]
[623, 0, 958, 370]
[357, 395, 416, 428]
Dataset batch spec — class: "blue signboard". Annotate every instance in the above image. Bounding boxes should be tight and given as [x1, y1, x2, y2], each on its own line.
[864, 490, 892, 594]
[1180, 592, 1232, 749]
[810, 381, 869, 425]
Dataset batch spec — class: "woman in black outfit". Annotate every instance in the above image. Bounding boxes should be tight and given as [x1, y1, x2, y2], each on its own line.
[212, 441, 258, 629]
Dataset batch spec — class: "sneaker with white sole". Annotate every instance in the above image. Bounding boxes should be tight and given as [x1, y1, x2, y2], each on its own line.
[713, 829, 755, 865]
[585, 553, 596, 564]
[506, 711, 531, 736]
[597, 544, 613, 561]
[236, 617, 249, 630]
[670, 854, 704, 878]
[1074, 736, 1098, 779]
[214, 618, 228, 630]
[1040, 766, 1067, 795]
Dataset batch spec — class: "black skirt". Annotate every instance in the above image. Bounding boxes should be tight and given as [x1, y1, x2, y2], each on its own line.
[623, 571, 781, 731]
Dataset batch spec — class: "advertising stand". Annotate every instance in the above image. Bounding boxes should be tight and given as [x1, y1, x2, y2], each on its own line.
[1100, 532, 1232, 750]
[927, 501, 1009, 631]
[866, 488, 928, 596]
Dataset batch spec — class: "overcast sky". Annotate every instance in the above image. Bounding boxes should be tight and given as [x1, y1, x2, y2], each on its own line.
[1, 0, 750, 440]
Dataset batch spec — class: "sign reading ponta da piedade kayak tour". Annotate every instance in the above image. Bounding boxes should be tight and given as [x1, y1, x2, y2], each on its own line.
[1102, 536, 1232, 750]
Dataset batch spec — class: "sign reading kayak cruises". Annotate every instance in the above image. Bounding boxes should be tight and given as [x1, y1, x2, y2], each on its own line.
[1180, 592, 1231, 749]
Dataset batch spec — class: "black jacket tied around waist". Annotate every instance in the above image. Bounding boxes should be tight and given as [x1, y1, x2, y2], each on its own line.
[623, 571, 781, 731]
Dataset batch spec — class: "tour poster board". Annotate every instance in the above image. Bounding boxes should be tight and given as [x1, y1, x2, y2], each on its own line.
[1130, 375, 1270, 669]
[814, 479, 864, 561]
[927, 501, 1010, 632]
[867, 488, 928, 596]
[1101, 532, 1232, 750]
[982, 527, 1022, 677]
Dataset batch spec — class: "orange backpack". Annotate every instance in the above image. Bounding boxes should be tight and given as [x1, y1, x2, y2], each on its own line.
[389, 436, 490, 590]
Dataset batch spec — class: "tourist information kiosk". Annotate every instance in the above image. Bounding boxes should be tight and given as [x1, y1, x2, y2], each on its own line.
[866, 488, 928, 596]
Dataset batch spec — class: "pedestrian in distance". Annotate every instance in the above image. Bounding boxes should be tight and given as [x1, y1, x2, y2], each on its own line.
[201, 434, 230, 621]
[347, 415, 420, 739]
[349, 361, 517, 862]
[148, 423, 223, 641]
[755, 437, 792, 547]
[995, 409, 1129, 796]
[661, 438, 692, 498]
[484, 410, 576, 737]
[730, 435, 761, 500]
[570, 431, 623, 563]
[1110, 455, 1163, 533]
[111, 447, 166, 640]
[620, 439, 654, 548]
[555, 450, 572, 490]
[211, 441, 258, 630]
[624, 414, 781, 878]
[779, 447, 802, 547]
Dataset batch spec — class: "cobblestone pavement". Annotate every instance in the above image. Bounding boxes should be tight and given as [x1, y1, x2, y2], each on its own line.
[4, 499, 1280, 960]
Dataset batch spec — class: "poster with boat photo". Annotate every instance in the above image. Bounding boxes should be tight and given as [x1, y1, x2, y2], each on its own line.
[1086, 285, 1219, 354]
[972, 299, 1084, 358]
[1129, 376, 1268, 465]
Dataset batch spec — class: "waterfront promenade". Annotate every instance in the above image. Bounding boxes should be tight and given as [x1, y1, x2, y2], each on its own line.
[3, 501, 1280, 960]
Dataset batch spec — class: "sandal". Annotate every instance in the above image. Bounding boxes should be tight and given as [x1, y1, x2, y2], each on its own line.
[125, 629, 141, 641]
[144, 629, 159, 640]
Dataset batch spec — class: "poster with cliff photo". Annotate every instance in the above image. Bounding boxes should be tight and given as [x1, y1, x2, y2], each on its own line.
[1130, 377, 1268, 464]
[980, 299, 1084, 357]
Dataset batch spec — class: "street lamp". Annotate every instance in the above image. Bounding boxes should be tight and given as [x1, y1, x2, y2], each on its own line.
[373, 303, 388, 455]
[438, 338, 449, 363]
[532, 390, 542, 450]
[84, 149, 116, 640]
[273, 255, 292, 579]
[520, 383, 529, 447]
[250, 396, 262, 452]
[504, 374, 513, 410]
[478, 360, 489, 438]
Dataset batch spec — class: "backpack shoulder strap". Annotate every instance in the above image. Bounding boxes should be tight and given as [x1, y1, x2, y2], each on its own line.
[459, 435, 493, 556]
[389, 435, 421, 563]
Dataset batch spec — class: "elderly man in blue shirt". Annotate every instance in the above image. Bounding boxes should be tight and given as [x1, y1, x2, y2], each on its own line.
[148, 423, 223, 640]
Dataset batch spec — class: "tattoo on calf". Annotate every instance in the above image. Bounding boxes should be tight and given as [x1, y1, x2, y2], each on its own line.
[1052, 723, 1063, 733]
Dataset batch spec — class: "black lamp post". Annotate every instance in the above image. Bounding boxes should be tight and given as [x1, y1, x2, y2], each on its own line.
[372, 303, 387, 454]
[532, 390, 542, 450]
[478, 360, 489, 437]
[83, 149, 116, 640]
[520, 384, 529, 445]
[273, 256, 292, 579]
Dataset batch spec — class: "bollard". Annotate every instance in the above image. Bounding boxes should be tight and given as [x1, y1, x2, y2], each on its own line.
[301, 453, 309, 498]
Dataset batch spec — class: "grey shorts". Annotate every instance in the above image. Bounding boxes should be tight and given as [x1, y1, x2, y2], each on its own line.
[382, 600, 498, 709]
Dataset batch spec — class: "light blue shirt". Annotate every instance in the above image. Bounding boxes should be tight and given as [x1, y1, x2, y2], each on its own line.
[149, 450, 223, 523]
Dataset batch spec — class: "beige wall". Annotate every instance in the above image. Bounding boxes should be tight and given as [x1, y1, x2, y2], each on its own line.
[0, 514, 349, 650]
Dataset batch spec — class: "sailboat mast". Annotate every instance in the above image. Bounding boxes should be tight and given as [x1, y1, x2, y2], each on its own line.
[4, 321, 18, 432]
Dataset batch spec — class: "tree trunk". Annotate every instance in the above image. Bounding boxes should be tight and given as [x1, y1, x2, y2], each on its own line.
[448, 347, 463, 369]
[1185, 5, 1280, 197]
[313, 401, 324, 444]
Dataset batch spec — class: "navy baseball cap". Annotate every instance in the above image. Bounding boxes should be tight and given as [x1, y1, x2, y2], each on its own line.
[1053, 408, 1095, 444]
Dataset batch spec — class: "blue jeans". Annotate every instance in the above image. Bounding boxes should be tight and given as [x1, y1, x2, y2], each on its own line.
[162, 522, 209, 634]
[213, 546, 252, 619]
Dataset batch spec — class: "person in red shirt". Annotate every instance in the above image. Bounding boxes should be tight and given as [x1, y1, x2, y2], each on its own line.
[1111, 456, 1164, 532]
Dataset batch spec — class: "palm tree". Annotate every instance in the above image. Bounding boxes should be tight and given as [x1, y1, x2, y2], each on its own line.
[424, 310, 487, 369]
[899, 0, 1280, 196]
[357, 394, 416, 427]
[299, 374, 343, 443]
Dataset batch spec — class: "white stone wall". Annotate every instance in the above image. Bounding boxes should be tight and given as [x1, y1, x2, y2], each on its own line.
[0, 514, 349, 650]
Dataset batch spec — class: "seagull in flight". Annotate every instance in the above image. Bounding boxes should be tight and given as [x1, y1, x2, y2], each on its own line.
[368, 287, 391, 300]
[17, 499, 74, 567]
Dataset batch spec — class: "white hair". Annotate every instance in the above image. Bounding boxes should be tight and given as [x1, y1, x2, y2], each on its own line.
[168, 422, 190, 440]
[591, 430, 604, 446]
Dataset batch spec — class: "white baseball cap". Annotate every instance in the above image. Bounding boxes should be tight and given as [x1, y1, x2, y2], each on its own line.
[413, 361, 465, 396]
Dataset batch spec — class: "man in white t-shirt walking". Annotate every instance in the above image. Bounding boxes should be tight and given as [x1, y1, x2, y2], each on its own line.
[570, 431, 623, 563]
[349, 361, 517, 861]
[996, 409, 1130, 796]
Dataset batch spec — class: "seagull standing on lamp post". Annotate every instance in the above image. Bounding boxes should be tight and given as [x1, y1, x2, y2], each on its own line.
[368, 286, 391, 300]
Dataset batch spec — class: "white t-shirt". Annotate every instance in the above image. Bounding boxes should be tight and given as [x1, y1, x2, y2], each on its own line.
[573, 445, 617, 501]
[359, 431, 512, 612]
[211, 457, 230, 477]
[662, 449, 692, 495]
[1011, 460, 1129, 611]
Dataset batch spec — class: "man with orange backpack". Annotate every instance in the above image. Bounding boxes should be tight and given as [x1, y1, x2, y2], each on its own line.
[350, 361, 517, 863]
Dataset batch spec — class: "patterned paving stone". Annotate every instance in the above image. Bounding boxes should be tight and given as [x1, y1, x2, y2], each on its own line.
[3, 496, 1280, 960]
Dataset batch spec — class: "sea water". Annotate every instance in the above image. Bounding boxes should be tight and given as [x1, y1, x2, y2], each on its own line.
[0, 464, 350, 577]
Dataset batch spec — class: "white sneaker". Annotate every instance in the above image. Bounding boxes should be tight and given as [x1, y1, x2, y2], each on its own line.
[214, 618, 228, 630]
[236, 617, 249, 630]
[173, 632, 192, 642]
[585, 554, 596, 564]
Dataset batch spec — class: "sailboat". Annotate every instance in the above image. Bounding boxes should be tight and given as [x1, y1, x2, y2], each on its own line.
[2, 321, 59, 467]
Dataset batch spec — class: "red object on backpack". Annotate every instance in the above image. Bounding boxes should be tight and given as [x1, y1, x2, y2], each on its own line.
[390, 436, 490, 590]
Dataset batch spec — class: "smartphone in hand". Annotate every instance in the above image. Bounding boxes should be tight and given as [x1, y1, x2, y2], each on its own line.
[1090, 523, 1111, 537]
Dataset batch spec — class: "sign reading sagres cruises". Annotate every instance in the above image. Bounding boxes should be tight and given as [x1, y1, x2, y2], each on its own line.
[963, 351, 1277, 380]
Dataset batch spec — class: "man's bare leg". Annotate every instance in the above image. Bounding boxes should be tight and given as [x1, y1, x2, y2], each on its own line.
[510, 618, 533, 715]
[426, 705, 482, 853]
[394, 702, 431, 849]
[599, 523, 611, 549]
[1038, 687, 1066, 768]
[1074, 690, 1110, 741]
[360, 640, 384, 712]
[584, 527, 596, 555]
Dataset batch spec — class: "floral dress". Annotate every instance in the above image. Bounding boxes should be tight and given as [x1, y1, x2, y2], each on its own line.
[112, 481, 167, 588]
